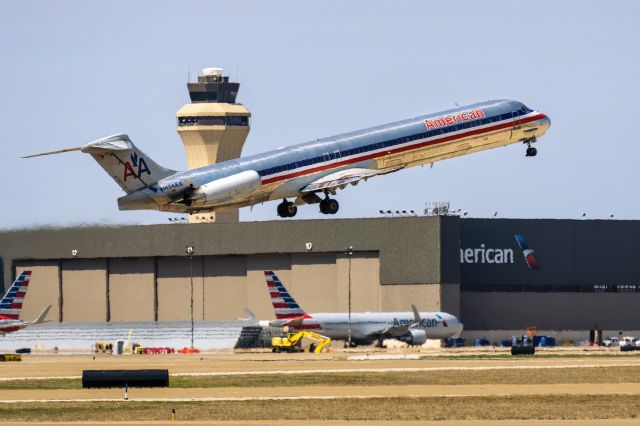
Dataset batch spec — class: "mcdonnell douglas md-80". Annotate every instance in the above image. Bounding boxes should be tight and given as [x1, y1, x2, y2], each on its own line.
[262, 271, 462, 347]
[25, 100, 550, 218]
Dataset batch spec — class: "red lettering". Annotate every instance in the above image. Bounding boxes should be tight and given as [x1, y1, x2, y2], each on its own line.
[424, 119, 435, 129]
[434, 118, 446, 127]
[123, 162, 137, 182]
[476, 109, 485, 118]
[461, 112, 468, 121]
[445, 116, 454, 125]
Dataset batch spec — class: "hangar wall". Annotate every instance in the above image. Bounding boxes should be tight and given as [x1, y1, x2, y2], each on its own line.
[2, 216, 457, 323]
[11, 253, 383, 322]
[5, 217, 640, 331]
[459, 219, 640, 331]
[461, 292, 640, 331]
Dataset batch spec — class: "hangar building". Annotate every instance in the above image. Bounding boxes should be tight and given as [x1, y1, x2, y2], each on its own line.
[1, 217, 638, 338]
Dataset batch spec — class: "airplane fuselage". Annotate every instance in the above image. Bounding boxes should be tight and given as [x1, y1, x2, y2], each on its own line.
[289, 311, 462, 343]
[119, 99, 550, 213]
[0, 318, 28, 335]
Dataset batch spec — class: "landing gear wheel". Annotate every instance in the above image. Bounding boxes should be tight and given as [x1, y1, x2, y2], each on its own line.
[526, 147, 537, 157]
[319, 198, 339, 215]
[277, 200, 297, 218]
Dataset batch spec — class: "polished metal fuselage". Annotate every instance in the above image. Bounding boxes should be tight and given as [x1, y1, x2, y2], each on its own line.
[119, 99, 550, 212]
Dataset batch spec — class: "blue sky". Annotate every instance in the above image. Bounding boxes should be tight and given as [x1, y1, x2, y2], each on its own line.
[1, 1, 638, 228]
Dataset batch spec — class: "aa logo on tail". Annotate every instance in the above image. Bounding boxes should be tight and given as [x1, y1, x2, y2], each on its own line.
[123, 152, 151, 182]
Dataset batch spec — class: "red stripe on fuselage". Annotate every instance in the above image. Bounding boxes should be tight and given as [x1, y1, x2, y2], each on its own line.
[261, 113, 545, 185]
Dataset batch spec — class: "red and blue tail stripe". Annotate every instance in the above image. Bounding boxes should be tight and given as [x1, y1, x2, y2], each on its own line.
[0, 271, 31, 320]
[264, 270, 311, 320]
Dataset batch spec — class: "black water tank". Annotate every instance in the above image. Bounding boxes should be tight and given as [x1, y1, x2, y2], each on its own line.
[82, 369, 169, 388]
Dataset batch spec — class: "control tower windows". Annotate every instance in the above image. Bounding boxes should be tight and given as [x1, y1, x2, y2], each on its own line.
[225, 116, 249, 126]
[177, 116, 249, 127]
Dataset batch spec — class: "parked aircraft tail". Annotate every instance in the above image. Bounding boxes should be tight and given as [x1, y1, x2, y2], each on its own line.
[264, 271, 310, 320]
[0, 271, 32, 320]
[23, 134, 177, 194]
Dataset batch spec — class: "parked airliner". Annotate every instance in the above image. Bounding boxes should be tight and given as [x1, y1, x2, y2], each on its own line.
[262, 271, 462, 347]
[25, 99, 550, 218]
[0, 271, 51, 335]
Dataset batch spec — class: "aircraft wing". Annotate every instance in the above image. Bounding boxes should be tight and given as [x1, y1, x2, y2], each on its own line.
[300, 167, 402, 193]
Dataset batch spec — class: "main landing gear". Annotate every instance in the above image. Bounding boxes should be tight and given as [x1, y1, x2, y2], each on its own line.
[276, 193, 339, 218]
[524, 138, 537, 157]
[277, 199, 297, 218]
[319, 195, 339, 215]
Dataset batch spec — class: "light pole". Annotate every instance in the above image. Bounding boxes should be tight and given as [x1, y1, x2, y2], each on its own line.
[345, 245, 353, 348]
[186, 245, 195, 349]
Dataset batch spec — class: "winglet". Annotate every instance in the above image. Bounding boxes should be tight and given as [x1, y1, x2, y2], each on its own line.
[243, 307, 257, 321]
[32, 305, 52, 325]
[411, 304, 422, 323]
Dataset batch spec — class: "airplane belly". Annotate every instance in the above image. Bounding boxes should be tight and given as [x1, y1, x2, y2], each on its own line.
[400, 129, 515, 168]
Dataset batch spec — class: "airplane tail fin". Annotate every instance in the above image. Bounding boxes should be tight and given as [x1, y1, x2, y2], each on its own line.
[263, 271, 309, 319]
[0, 271, 32, 320]
[23, 134, 177, 194]
[31, 305, 52, 325]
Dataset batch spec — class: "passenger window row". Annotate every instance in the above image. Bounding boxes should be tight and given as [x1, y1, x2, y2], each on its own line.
[258, 109, 526, 177]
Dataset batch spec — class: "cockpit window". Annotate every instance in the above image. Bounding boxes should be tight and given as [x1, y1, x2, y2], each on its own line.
[521, 105, 532, 114]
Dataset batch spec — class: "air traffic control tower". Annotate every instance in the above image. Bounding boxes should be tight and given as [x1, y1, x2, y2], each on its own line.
[176, 67, 251, 223]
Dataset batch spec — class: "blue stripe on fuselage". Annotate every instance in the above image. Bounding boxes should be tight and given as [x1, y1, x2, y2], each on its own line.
[256, 103, 530, 178]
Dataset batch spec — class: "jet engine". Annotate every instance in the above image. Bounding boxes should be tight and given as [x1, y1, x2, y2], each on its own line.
[185, 170, 261, 207]
[399, 328, 427, 346]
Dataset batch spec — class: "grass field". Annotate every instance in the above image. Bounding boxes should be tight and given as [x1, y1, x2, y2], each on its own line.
[3, 353, 640, 423]
[0, 395, 639, 422]
[3, 366, 640, 390]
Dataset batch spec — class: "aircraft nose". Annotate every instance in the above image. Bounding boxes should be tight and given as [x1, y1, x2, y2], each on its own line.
[539, 114, 551, 130]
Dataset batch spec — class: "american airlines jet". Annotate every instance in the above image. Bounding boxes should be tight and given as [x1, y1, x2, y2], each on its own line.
[0, 271, 51, 335]
[26, 99, 550, 218]
[262, 271, 462, 347]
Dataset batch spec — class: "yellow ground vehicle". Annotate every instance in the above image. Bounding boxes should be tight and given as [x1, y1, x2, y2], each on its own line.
[271, 331, 331, 353]
[94, 342, 113, 354]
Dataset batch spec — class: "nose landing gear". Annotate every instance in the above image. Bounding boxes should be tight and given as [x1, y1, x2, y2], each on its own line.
[524, 138, 538, 157]
[277, 199, 297, 218]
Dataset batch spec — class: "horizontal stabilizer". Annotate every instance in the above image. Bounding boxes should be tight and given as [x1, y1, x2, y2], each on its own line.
[80, 134, 133, 152]
[22, 146, 82, 159]
[25, 133, 177, 194]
